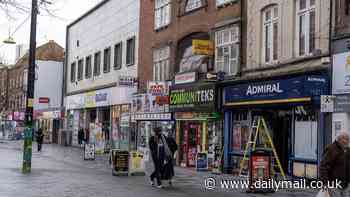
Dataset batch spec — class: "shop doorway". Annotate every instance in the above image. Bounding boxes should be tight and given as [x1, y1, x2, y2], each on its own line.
[252, 110, 292, 173]
[52, 119, 60, 144]
[179, 121, 203, 167]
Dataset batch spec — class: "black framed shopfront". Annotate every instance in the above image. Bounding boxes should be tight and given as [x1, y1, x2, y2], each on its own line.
[222, 72, 329, 179]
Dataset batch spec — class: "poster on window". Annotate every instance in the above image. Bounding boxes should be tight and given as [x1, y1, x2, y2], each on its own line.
[94, 122, 104, 154]
[232, 124, 242, 152]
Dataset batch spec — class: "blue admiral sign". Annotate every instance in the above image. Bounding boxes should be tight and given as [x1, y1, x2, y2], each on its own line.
[224, 75, 329, 106]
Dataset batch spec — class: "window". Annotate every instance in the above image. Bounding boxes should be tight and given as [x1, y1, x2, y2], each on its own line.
[231, 112, 250, 153]
[216, 0, 236, 7]
[85, 55, 92, 79]
[77, 59, 84, 81]
[94, 51, 101, 76]
[262, 5, 279, 63]
[215, 26, 240, 76]
[297, 0, 316, 56]
[126, 37, 135, 66]
[155, 0, 171, 29]
[70, 62, 76, 82]
[185, 0, 203, 12]
[153, 46, 170, 81]
[114, 42, 123, 70]
[103, 47, 111, 73]
[346, 0, 350, 15]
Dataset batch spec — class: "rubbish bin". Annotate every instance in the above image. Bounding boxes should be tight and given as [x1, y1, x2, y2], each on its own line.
[248, 148, 274, 193]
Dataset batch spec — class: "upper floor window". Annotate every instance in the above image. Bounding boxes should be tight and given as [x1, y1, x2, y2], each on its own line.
[85, 55, 92, 79]
[153, 46, 170, 81]
[103, 47, 111, 73]
[297, 0, 316, 56]
[262, 5, 279, 64]
[155, 0, 171, 29]
[216, 0, 236, 7]
[126, 37, 135, 66]
[114, 42, 123, 70]
[77, 59, 84, 81]
[185, 0, 203, 12]
[215, 26, 240, 76]
[70, 62, 76, 83]
[94, 51, 101, 76]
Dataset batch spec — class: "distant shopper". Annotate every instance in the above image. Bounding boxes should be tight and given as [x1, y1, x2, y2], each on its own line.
[78, 128, 84, 145]
[149, 127, 177, 188]
[320, 132, 350, 197]
[36, 128, 44, 152]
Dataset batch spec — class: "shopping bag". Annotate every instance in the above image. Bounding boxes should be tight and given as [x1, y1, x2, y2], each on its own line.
[316, 189, 330, 197]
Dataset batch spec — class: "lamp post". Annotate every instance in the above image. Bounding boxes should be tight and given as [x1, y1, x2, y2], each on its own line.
[22, 0, 38, 174]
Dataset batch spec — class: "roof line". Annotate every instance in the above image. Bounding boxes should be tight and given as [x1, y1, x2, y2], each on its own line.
[67, 0, 111, 29]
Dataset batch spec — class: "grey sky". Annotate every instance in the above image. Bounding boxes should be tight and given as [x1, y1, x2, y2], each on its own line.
[0, 0, 103, 64]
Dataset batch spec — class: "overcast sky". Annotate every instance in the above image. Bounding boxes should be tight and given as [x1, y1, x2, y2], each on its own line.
[0, 0, 103, 64]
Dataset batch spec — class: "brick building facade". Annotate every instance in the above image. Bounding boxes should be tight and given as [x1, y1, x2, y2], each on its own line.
[0, 65, 9, 115]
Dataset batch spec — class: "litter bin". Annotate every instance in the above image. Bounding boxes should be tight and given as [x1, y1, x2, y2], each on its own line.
[248, 148, 274, 193]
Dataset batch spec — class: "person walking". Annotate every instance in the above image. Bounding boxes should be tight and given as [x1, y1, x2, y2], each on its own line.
[36, 127, 44, 152]
[78, 128, 84, 146]
[320, 132, 350, 197]
[149, 127, 177, 188]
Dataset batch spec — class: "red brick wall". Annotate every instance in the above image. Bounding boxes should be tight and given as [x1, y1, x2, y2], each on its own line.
[138, 0, 242, 91]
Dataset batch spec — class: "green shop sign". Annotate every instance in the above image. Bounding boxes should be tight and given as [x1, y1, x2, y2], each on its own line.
[169, 83, 216, 112]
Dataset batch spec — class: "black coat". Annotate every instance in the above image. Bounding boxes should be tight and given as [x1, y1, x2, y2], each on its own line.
[36, 129, 44, 143]
[149, 135, 178, 164]
[320, 141, 350, 189]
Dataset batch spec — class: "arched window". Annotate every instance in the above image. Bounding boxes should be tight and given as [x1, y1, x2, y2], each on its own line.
[262, 5, 279, 64]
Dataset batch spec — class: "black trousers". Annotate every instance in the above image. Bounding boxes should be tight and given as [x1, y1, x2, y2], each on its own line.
[150, 162, 162, 186]
[37, 142, 42, 152]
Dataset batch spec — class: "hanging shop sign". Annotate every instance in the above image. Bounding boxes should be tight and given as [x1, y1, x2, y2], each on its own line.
[224, 75, 328, 106]
[169, 83, 216, 112]
[333, 52, 350, 94]
[118, 76, 138, 87]
[38, 97, 50, 104]
[85, 91, 96, 108]
[133, 113, 172, 121]
[321, 95, 334, 112]
[147, 81, 169, 96]
[192, 40, 214, 56]
[175, 72, 197, 85]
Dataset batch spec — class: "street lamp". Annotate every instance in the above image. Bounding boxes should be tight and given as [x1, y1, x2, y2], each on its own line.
[3, 36, 16, 45]
[22, 0, 38, 174]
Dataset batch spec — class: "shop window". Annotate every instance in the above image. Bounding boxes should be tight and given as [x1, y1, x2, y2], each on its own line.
[153, 46, 170, 81]
[185, 0, 203, 12]
[126, 37, 135, 66]
[215, 25, 240, 76]
[114, 42, 123, 70]
[103, 47, 111, 73]
[70, 62, 76, 82]
[93, 51, 101, 76]
[296, 0, 316, 56]
[294, 107, 317, 160]
[155, 0, 171, 30]
[262, 5, 279, 64]
[85, 55, 92, 79]
[231, 112, 250, 153]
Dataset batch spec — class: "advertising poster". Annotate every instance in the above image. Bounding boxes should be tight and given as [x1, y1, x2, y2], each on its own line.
[333, 52, 350, 94]
[251, 155, 269, 180]
[72, 111, 80, 146]
[94, 122, 104, 154]
[232, 124, 241, 152]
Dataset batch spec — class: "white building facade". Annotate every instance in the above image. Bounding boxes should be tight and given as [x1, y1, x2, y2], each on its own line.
[64, 0, 139, 151]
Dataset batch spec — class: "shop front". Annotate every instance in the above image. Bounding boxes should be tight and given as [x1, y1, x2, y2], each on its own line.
[170, 82, 223, 169]
[222, 73, 329, 179]
[34, 109, 63, 143]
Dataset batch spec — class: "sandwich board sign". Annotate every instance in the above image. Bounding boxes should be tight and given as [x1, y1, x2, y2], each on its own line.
[84, 144, 95, 160]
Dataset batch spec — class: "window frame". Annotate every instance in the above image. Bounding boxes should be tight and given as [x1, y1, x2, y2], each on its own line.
[185, 0, 204, 13]
[215, 25, 240, 76]
[216, 0, 237, 7]
[126, 36, 136, 66]
[262, 5, 279, 64]
[153, 46, 170, 81]
[296, 0, 316, 57]
[155, 0, 171, 30]
[103, 47, 111, 73]
[93, 51, 101, 77]
[85, 55, 92, 79]
[77, 59, 84, 81]
[70, 62, 76, 83]
[114, 42, 123, 70]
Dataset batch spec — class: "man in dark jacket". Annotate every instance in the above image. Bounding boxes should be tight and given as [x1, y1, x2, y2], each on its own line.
[320, 132, 350, 197]
[148, 127, 177, 188]
[36, 128, 44, 152]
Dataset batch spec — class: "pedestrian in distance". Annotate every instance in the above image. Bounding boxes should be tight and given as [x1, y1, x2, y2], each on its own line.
[78, 128, 84, 146]
[36, 127, 44, 152]
[149, 127, 177, 188]
[320, 132, 350, 197]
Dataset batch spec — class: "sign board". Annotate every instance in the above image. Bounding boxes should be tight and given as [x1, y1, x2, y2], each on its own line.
[112, 150, 129, 176]
[321, 95, 334, 112]
[129, 151, 145, 176]
[196, 152, 208, 171]
[334, 94, 350, 112]
[192, 40, 214, 56]
[133, 113, 172, 121]
[84, 144, 95, 160]
[175, 72, 196, 85]
[224, 75, 328, 106]
[118, 76, 138, 87]
[333, 52, 350, 94]
[39, 97, 50, 103]
[147, 81, 169, 96]
[169, 83, 216, 112]
[251, 155, 270, 179]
